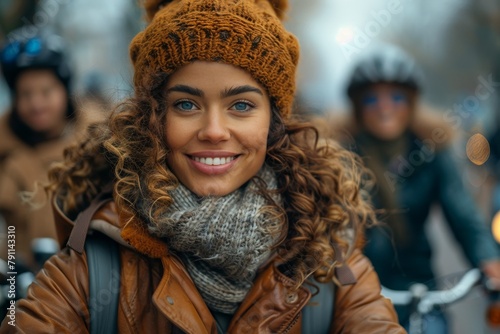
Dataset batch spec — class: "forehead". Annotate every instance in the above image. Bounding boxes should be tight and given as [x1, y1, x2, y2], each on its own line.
[16, 69, 59, 87]
[166, 61, 267, 92]
[363, 83, 407, 94]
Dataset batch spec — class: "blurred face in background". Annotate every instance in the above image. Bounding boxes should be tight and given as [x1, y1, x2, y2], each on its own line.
[358, 83, 414, 141]
[15, 69, 68, 136]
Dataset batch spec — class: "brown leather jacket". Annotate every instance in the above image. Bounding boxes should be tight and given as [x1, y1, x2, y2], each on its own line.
[0, 199, 405, 333]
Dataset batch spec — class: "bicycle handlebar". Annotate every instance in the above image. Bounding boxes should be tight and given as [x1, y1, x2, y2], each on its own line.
[382, 268, 482, 314]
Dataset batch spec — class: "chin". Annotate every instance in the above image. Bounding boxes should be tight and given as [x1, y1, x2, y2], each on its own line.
[189, 183, 235, 197]
[374, 127, 404, 141]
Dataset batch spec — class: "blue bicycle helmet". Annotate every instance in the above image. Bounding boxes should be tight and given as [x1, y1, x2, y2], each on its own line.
[1, 28, 75, 145]
[1, 28, 71, 91]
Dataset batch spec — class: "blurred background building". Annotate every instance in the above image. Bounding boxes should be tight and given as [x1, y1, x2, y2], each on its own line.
[1, 0, 499, 332]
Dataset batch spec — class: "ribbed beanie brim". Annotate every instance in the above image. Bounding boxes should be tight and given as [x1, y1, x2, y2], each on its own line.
[130, 0, 299, 116]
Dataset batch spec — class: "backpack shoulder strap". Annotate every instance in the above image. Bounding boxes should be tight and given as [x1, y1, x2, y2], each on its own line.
[67, 185, 114, 254]
[302, 281, 336, 334]
[301, 240, 355, 333]
[85, 231, 121, 334]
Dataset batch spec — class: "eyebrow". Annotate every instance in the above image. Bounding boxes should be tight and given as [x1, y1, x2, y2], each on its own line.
[165, 84, 264, 98]
[221, 85, 263, 98]
[165, 85, 204, 97]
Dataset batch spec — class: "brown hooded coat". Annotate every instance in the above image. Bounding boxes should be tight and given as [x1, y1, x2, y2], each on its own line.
[0, 104, 104, 267]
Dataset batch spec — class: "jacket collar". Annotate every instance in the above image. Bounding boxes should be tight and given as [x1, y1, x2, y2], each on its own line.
[52, 195, 167, 258]
[120, 209, 168, 258]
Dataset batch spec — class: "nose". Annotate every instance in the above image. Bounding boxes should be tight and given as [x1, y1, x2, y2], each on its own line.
[376, 95, 397, 116]
[197, 110, 230, 143]
[31, 92, 46, 109]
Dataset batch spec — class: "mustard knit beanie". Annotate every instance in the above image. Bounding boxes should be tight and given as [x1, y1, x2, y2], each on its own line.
[130, 0, 300, 116]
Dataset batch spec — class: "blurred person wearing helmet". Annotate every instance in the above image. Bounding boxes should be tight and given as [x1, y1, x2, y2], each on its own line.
[336, 44, 500, 332]
[0, 29, 82, 269]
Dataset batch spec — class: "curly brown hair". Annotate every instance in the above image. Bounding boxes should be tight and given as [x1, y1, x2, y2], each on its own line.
[47, 71, 375, 288]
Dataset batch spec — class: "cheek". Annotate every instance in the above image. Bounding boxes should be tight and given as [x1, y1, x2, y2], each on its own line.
[244, 119, 270, 154]
[16, 97, 29, 115]
[165, 115, 181, 149]
[164, 124, 176, 151]
[53, 90, 68, 112]
[164, 115, 195, 155]
[395, 105, 412, 125]
[361, 110, 376, 127]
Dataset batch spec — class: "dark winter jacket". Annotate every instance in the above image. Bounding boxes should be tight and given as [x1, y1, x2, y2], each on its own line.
[354, 132, 499, 290]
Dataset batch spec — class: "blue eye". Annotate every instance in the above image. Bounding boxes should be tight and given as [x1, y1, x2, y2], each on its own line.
[392, 92, 406, 103]
[231, 101, 253, 112]
[362, 95, 378, 106]
[175, 100, 196, 111]
[234, 102, 248, 111]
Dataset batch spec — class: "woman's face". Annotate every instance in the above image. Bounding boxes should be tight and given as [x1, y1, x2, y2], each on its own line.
[359, 83, 413, 141]
[164, 61, 271, 197]
[15, 69, 68, 136]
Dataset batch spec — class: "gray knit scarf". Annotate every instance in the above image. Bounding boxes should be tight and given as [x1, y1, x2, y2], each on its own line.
[143, 165, 282, 314]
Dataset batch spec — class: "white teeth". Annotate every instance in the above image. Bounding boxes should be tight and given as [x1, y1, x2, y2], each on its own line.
[192, 156, 235, 166]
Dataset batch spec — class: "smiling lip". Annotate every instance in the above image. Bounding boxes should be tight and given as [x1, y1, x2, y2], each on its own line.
[187, 151, 240, 175]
